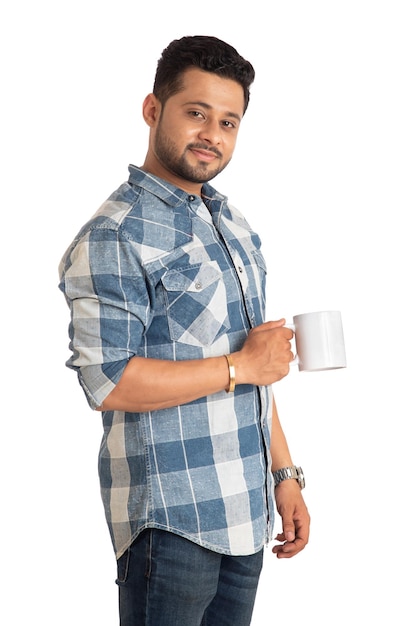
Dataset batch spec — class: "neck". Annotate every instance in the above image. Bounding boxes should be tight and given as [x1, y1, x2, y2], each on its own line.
[141, 157, 204, 197]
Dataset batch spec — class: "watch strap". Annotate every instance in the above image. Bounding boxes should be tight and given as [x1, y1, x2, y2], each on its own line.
[272, 465, 305, 489]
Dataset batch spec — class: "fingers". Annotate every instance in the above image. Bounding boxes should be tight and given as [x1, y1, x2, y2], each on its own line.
[235, 319, 295, 386]
[272, 535, 306, 558]
[256, 320, 293, 341]
[252, 319, 288, 332]
[247, 320, 294, 346]
[272, 519, 309, 559]
[273, 485, 310, 559]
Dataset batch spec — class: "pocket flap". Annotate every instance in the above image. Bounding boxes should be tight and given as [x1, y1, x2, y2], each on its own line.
[161, 262, 222, 293]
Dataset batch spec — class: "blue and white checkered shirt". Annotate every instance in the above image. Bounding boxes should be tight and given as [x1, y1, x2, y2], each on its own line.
[59, 165, 276, 559]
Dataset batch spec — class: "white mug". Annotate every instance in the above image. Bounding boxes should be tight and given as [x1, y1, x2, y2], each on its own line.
[288, 310, 347, 372]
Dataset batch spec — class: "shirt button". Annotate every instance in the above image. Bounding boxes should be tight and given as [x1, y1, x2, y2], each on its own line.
[195, 281, 202, 290]
[238, 266, 243, 273]
[189, 195, 195, 201]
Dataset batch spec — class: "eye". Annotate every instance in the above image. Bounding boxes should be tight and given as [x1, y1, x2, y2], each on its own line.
[189, 110, 204, 119]
[222, 120, 236, 129]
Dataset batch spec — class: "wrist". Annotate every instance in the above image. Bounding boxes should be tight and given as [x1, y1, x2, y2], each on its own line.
[228, 350, 245, 386]
[224, 354, 236, 393]
[272, 465, 305, 490]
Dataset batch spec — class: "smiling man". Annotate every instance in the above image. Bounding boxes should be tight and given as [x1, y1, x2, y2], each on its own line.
[142, 66, 242, 188]
[59, 35, 310, 626]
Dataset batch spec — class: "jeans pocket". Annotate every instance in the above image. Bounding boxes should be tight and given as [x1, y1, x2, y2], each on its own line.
[116, 547, 131, 586]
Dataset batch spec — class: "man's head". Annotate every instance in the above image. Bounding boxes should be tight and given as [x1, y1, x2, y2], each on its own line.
[153, 36, 255, 116]
[142, 36, 255, 194]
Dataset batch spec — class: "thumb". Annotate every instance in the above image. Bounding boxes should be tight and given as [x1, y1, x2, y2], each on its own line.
[282, 518, 296, 542]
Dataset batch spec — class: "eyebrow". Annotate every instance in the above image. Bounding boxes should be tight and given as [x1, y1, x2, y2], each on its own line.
[184, 101, 242, 122]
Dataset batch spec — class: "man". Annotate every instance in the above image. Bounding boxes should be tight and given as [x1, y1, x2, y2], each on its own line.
[59, 35, 310, 626]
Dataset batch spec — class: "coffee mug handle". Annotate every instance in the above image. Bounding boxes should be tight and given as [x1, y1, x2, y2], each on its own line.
[285, 323, 298, 366]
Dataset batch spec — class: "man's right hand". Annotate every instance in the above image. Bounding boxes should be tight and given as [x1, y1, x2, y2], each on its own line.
[233, 319, 294, 386]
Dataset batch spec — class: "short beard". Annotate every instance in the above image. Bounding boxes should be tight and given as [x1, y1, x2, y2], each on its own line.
[154, 124, 229, 184]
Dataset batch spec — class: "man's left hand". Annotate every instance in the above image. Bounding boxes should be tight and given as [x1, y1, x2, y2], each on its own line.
[272, 479, 310, 558]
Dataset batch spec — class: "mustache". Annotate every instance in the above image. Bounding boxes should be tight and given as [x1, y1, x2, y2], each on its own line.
[187, 143, 222, 159]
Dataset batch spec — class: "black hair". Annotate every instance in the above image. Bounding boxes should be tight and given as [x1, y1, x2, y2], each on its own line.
[153, 35, 255, 114]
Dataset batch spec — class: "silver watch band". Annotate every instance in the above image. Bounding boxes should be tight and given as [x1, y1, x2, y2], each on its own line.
[272, 465, 305, 490]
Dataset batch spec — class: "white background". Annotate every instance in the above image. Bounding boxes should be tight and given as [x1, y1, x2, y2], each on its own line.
[1, 1, 417, 624]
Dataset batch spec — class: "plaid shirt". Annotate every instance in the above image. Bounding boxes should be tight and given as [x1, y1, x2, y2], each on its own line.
[59, 165, 276, 559]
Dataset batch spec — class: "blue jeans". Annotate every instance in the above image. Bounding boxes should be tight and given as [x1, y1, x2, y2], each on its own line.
[116, 529, 264, 626]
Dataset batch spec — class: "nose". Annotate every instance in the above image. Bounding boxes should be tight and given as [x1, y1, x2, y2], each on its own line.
[198, 118, 221, 145]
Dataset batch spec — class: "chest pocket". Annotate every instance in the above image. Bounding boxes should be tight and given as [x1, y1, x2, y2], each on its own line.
[161, 262, 231, 347]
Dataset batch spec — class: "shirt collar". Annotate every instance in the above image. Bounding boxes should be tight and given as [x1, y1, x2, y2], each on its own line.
[127, 164, 228, 209]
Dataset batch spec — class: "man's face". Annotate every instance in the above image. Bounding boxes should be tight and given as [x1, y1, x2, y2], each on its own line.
[144, 67, 245, 192]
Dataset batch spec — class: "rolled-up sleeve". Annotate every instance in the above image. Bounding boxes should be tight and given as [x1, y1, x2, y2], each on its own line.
[59, 224, 150, 409]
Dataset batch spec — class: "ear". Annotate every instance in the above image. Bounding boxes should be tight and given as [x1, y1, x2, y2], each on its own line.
[143, 93, 161, 128]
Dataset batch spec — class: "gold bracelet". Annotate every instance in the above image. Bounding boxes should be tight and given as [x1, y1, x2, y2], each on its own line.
[224, 354, 236, 393]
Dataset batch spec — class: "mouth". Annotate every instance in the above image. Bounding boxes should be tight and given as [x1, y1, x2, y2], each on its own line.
[189, 145, 222, 163]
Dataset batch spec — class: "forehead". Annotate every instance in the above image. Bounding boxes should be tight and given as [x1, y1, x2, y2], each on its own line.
[171, 67, 245, 117]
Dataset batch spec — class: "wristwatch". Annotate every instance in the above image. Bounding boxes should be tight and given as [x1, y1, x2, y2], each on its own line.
[272, 466, 305, 490]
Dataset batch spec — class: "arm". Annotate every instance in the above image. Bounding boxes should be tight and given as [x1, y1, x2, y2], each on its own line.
[100, 319, 294, 412]
[270, 396, 310, 558]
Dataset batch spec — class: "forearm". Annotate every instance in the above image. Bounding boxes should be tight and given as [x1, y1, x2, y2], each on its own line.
[99, 319, 294, 413]
[270, 396, 293, 471]
[99, 354, 231, 412]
